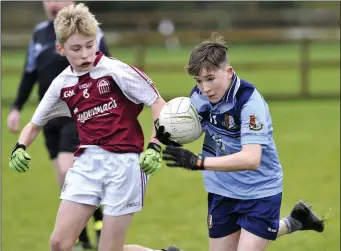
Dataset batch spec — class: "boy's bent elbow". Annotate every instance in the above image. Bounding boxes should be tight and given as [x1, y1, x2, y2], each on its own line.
[241, 144, 262, 170]
[243, 152, 261, 170]
[248, 158, 260, 170]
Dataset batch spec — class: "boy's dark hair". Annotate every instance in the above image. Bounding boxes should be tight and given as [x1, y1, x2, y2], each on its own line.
[186, 32, 229, 76]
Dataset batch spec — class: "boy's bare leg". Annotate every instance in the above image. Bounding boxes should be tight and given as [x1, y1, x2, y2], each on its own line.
[99, 213, 182, 251]
[50, 200, 96, 251]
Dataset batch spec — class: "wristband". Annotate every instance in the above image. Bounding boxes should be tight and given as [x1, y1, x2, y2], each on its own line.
[11, 142, 26, 155]
[147, 142, 161, 153]
[196, 154, 205, 169]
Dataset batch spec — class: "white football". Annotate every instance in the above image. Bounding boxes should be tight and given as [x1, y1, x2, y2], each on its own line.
[158, 97, 203, 145]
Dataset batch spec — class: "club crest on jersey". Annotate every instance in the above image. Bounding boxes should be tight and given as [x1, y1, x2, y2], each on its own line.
[97, 79, 111, 95]
[207, 214, 213, 229]
[249, 115, 263, 131]
[223, 114, 238, 130]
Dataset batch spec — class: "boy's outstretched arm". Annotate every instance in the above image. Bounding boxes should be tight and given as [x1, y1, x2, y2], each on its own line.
[138, 97, 166, 175]
[149, 97, 166, 144]
[9, 122, 41, 173]
[17, 121, 42, 147]
[9, 77, 69, 173]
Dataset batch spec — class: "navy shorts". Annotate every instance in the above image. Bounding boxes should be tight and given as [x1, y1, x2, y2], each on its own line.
[207, 192, 282, 240]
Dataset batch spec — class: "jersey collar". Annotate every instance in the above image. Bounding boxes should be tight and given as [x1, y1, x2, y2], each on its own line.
[93, 51, 103, 67]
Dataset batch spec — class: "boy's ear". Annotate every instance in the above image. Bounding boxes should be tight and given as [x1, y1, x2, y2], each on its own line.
[226, 65, 233, 74]
[226, 65, 234, 79]
[56, 43, 65, 56]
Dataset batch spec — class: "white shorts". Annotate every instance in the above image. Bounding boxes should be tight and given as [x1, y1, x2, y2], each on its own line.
[60, 147, 148, 216]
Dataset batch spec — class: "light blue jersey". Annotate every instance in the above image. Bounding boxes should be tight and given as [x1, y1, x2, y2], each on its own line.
[190, 73, 283, 200]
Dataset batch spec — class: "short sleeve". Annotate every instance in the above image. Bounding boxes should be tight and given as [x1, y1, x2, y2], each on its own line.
[240, 91, 269, 146]
[31, 78, 70, 126]
[110, 60, 159, 106]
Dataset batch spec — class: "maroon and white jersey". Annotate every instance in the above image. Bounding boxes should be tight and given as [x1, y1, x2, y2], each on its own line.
[31, 51, 159, 156]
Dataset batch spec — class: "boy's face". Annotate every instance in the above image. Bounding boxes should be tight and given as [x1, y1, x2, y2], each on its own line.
[194, 65, 234, 104]
[57, 34, 97, 73]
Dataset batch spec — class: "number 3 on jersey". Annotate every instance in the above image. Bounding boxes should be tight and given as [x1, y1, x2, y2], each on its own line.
[211, 133, 226, 154]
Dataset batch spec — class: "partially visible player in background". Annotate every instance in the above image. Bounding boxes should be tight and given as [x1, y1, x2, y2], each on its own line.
[9, 3, 181, 251]
[158, 33, 325, 251]
[6, 1, 109, 249]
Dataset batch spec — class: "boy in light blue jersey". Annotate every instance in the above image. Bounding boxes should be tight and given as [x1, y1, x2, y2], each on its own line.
[157, 33, 325, 251]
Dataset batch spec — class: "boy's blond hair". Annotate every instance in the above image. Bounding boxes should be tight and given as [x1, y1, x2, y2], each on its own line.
[54, 3, 99, 44]
[186, 32, 229, 76]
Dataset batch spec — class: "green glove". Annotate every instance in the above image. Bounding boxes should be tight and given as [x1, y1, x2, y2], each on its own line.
[9, 143, 31, 173]
[139, 142, 162, 175]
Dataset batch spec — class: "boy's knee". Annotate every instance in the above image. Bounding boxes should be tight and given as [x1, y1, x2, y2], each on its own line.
[50, 234, 74, 251]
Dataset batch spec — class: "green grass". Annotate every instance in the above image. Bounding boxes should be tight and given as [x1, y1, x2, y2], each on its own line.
[1, 43, 340, 251]
[2, 100, 340, 251]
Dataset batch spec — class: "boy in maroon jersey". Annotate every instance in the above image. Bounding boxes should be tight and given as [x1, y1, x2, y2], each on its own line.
[9, 3, 180, 251]
[6, 2, 109, 247]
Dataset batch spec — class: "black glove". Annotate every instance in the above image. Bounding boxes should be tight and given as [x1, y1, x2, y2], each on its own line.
[154, 119, 182, 147]
[162, 146, 205, 171]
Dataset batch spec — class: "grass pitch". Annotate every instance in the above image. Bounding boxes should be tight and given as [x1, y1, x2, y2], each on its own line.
[1, 43, 340, 251]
